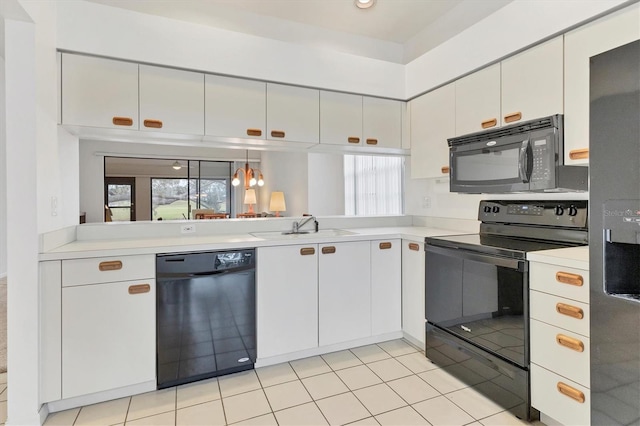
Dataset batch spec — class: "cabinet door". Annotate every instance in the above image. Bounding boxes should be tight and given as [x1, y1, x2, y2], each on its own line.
[139, 65, 204, 135]
[256, 245, 318, 358]
[205, 75, 266, 139]
[61, 54, 138, 129]
[363, 97, 402, 149]
[319, 241, 371, 346]
[455, 64, 501, 136]
[62, 280, 155, 399]
[267, 83, 319, 144]
[410, 83, 455, 179]
[564, 3, 640, 164]
[371, 239, 401, 335]
[402, 241, 425, 349]
[502, 37, 563, 126]
[320, 91, 363, 146]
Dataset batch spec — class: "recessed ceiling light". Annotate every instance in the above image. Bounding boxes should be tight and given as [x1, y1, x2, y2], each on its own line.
[355, 0, 375, 10]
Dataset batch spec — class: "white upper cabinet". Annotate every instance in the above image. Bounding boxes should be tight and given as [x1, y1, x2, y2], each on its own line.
[564, 3, 640, 164]
[410, 83, 455, 179]
[62, 54, 138, 129]
[455, 64, 501, 136]
[363, 97, 402, 149]
[205, 75, 266, 139]
[267, 83, 320, 144]
[501, 36, 564, 126]
[139, 65, 204, 135]
[320, 91, 363, 146]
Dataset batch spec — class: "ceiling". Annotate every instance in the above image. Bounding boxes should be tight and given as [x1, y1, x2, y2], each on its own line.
[84, 0, 513, 64]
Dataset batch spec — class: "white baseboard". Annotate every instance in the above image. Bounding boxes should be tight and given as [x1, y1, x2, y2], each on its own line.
[402, 332, 425, 352]
[46, 381, 156, 413]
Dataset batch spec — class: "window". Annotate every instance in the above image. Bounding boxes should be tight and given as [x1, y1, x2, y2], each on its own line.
[344, 155, 404, 216]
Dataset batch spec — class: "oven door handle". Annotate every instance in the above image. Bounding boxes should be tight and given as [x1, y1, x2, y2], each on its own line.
[426, 244, 526, 271]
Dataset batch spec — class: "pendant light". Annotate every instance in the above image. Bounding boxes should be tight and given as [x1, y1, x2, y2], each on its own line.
[232, 150, 264, 189]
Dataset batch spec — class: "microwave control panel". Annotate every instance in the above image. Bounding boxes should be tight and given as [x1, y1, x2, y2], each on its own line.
[530, 138, 552, 183]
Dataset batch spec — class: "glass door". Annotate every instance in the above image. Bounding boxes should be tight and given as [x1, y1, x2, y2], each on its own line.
[104, 177, 136, 221]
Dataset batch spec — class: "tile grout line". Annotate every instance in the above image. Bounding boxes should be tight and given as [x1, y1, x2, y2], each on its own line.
[253, 369, 278, 425]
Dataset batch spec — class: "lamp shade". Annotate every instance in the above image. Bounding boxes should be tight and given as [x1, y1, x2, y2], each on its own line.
[269, 192, 286, 213]
[244, 188, 257, 205]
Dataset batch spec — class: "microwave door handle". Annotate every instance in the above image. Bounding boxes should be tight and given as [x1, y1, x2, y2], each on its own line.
[519, 140, 532, 183]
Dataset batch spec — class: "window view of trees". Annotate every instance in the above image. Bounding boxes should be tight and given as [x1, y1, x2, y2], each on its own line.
[151, 178, 229, 220]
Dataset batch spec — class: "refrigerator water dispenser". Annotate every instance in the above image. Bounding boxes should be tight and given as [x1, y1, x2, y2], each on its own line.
[603, 200, 640, 301]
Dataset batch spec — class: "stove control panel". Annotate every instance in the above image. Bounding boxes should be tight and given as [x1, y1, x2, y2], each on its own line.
[479, 200, 588, 228]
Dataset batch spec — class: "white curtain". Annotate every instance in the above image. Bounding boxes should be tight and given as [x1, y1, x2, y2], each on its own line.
[344, 155, 404, 216]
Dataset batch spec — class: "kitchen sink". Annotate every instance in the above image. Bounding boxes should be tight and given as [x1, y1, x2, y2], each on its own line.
[250, 229, 358, 240]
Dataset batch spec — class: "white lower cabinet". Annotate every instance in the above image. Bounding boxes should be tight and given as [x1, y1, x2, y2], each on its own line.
[319, 241, 371, 346]
[531, 364, 590, 426]
[371, 239, 401, 335]
[62, 280, 156, 399]
[402, 240, 425, 348]
[256, 245, 319, 358]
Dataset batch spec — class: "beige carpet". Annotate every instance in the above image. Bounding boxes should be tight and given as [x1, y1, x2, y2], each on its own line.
[0, 276, 6, 373]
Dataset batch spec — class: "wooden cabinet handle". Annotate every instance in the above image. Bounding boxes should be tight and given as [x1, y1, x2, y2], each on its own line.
[143, 119, 163, 129]
[348, 137, 360, 144]
[408, 243, 420, 251]
[556, 334, 585, 352]
[128, 284, 150, 295]
[504, 112, 522, 123]
[481, 118, 497, 129]
[557, 382, 585, 403]
[99, 260, 122, 271]
[300, 247, 315, 256]
[247, 128, 262, 137]
[441, 166, 450, 174]
[379, 242, 392, 250]
[322, 246, 336, 254]
[556, 303, 584, 320]
[556, 271, 584, 287]
[569, 148, 589, 160]
[271, 130, 285, 138]
[366, 138, 378, 145]
[112, 117, 133, 126]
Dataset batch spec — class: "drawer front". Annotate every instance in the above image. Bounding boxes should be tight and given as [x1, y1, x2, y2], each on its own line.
[530, 319, 590, 387]
[530, 290, 589, 337]
[530, 262, 589, 304]
[531, 364, 590, 426]
[62, 255, 155, 287]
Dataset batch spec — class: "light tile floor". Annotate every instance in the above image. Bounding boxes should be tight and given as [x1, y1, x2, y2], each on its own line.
[43, 339, 545, 426]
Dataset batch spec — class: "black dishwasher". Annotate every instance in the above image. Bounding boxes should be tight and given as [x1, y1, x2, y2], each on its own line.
[156, 249, 256, 389]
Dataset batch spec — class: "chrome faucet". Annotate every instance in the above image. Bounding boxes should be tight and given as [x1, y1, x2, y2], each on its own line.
[292, 216, 318, 234]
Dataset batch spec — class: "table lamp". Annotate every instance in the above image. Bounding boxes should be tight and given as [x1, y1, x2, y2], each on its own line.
[269, 192, 286, 217]
[244, 188, 257, 213]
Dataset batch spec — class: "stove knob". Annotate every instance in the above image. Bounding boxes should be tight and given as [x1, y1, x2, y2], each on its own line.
[555, 206, 564, 216]
[492, 206, 500, 214]
[568, 206, 578, 217]
[484, 206, 491, 213]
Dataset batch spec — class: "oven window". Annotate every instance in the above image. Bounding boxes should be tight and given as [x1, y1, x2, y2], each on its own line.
[455, 144, 521, 182]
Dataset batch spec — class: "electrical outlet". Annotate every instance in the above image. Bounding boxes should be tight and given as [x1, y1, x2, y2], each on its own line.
[422, 196, 431, 208]
[51, 196, 58, 216]
[181, 224, 195, 234]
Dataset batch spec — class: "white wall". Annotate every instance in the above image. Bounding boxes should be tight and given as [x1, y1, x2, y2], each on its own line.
[405, 0, 628, 98]
[0, 57, 6, 277]
[308, 153, 345, 216]
[55, 1, 405, 99]
[260, 151, 310, 217]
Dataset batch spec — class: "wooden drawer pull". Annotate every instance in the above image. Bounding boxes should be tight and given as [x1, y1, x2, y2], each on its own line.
[556, 271, 584, 287]
[481, 118, 497, 129]
[271, 130, 285, 138]
[128, 284, 150, 295]
[557, 382, 585, 403]
[408, 243, 420, 251]
[556, 303, 584, 320]
[569, 148, 589, 160]
[300, 247, 315, 256]
[379, 242, 392, 250]
[348, 137, 360, 144]
[556, 334, 585, 352]
[99, 260, 122, 271]
[322, 246, 336, 254]
[247, 128, 262, 137]
[112, 117, 133, 126]
[504, 112, 522, 123]
[143, 119, 163, 129]
[441, 166, 450, 174]
[366, 138, 378, 145]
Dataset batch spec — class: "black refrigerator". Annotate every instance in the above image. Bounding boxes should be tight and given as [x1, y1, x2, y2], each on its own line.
[589, 39, 640, 425]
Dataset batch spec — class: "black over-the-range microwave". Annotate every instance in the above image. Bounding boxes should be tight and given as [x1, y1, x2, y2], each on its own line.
[447, 114, 588, 193]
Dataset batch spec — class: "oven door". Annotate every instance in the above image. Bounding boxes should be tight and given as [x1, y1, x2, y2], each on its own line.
[425, 243, 529, 367]
[450, 134, 533, 193]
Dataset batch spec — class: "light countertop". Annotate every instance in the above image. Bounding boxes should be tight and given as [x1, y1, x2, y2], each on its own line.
[527, 245, 589, 270]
